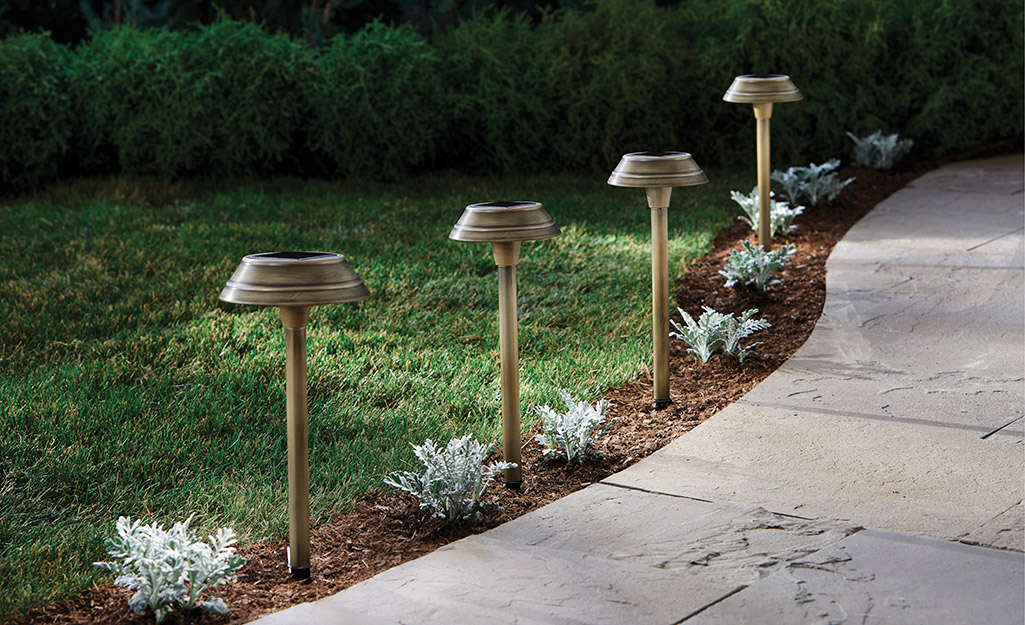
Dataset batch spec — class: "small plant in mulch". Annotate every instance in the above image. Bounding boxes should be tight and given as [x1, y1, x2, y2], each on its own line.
[670, 306, 771, 364]
[772, 159, 855, 206]
[383, 435, 515, 525]
[93, 516, 246, 623]
[534, 389, 612, 464]
[719, 240, 796, 293]
[730, 187, 805, 237]
[847, 130, 914, 170]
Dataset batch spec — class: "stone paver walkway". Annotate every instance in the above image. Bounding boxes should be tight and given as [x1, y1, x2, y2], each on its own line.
[254, 155, 1024, 625]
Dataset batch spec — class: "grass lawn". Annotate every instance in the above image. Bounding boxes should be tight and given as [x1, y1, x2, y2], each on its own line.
[0, 168, 745, 618]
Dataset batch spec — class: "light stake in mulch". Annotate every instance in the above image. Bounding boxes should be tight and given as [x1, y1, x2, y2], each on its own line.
[449, 201, 560, 487]
[724, 74, 803, 249]
[219, 251, 369, 580]
[609, 151, 708, 410]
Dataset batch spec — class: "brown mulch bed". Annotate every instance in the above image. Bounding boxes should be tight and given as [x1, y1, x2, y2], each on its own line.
[10, 138, 1021, 625]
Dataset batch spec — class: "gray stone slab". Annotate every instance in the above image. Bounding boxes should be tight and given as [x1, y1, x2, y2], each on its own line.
[907, 153, 1025, 195]
[251, 601, 394, 625]
[834, 196, 1024, 258]
[830, 168, 1024, 275]
[741, 366, 1024, 442]
[753, 173, 1025, 436]
[604, 403, 1025, 540]
[986, 416, 1025, 444]
[963, 501, 1025, 552]
[253, 485, 858, 625]
[685, 529, 1025, 625]
[479, 484, 858, 580]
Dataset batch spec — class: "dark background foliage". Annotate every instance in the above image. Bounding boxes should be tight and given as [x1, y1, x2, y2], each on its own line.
[1, 0, 570, 42]
[1, 0, 1022, 193]
[0, 32, 72, 190]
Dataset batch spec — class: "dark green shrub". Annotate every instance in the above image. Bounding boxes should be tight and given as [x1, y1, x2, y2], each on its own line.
[702, 0, 1023, 165]
[310, 22, 445, 180]
[720, 0, 898, 165]
[538, 0, 690, 171]
[0, 33, 72, 192]
[880, 0, 1024, 157]
[657, 0, 748, 168]
[71, 22, 312, 179]
[7, 1, 1023, 187]
[436, 11, 557, 174]
[69, 27, 207, 177]
[181, 20, 314, 178]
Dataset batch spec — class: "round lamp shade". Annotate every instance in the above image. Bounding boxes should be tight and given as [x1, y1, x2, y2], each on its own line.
[608, 151, 708, 189]
[220, 251, 370, 307]
[723, 74, 803, 104]
[449, 201, 561, 243]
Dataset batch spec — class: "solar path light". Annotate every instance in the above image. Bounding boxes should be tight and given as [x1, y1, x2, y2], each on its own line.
[608, 152, 707, 410]
[220, 251, 369, 580]
[449, 201, 561, 487]
[724, 74, 803, 249]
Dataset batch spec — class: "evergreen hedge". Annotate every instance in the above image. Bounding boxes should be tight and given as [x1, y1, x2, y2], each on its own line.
[181, 20, 314, 178]
[69, 22, 311, 179]
[436, 11, 554, 174]
[311, 22, 446, 180]
[1, 0, 1021, 193]
[0, 34, 72, 190]
[70, 28, 203, 177]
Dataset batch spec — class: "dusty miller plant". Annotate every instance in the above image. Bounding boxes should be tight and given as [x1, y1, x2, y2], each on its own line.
[717, 308, 772, 361]
[384, 435, 514, 524]
[730, 187, 804, 237]
[846, 130, 914, 170]
[771, 160, 854, 206]
[94, 516, 245, 623]
[669, 307, 726, 364]
[535, 389, 611, 463]
[719, 241, 796, 293]
[670, 306, 771, 364]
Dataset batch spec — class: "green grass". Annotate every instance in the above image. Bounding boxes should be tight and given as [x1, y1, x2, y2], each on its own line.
[0, 169, 745, 618]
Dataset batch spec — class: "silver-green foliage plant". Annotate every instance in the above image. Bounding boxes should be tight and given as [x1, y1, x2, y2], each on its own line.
[384, 435, 515, 524]
[535, 389, 611, 463]
[846, 131, 914, 170]
[93, 516, 245, 623]
[670, 306, 771, 364]
[718, 308, 772, 361]
[730, 187, 804, 237]
[669, 307, 726, 364]
[719, 240, 796, 292]
[771, 160, 854, 206]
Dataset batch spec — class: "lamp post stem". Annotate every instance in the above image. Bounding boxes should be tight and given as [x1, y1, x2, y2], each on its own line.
[647, 188, 672, 410]
[494, 242, 523, 486]
[280, 305, 312, 580]
[754, 102, 773, 250]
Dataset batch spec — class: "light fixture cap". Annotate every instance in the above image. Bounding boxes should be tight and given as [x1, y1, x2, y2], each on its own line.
[449, 201, 561, 243]
[219, 251, 370, 307]
[608, 151, 708, 189]
[723, 74, 803, 104]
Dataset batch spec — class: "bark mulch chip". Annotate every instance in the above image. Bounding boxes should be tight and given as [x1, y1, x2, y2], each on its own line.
[10, 137, 1020, 625]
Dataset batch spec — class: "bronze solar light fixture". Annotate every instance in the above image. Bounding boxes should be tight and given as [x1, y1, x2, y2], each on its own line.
[220, 251, 369, 580]
[609, 151, 708, 410]
[724, 74, 803, 248]
[449, 201, 561, 487]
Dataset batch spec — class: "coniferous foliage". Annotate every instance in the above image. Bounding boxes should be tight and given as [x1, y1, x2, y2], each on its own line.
[310, 23, 446, 180]
[182, 20, 313, 178]
[69, 27, 205, 177]
[2, 0, 1021, 193]
[0, 34, 73, 190]
[435, 11, 556, 174]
